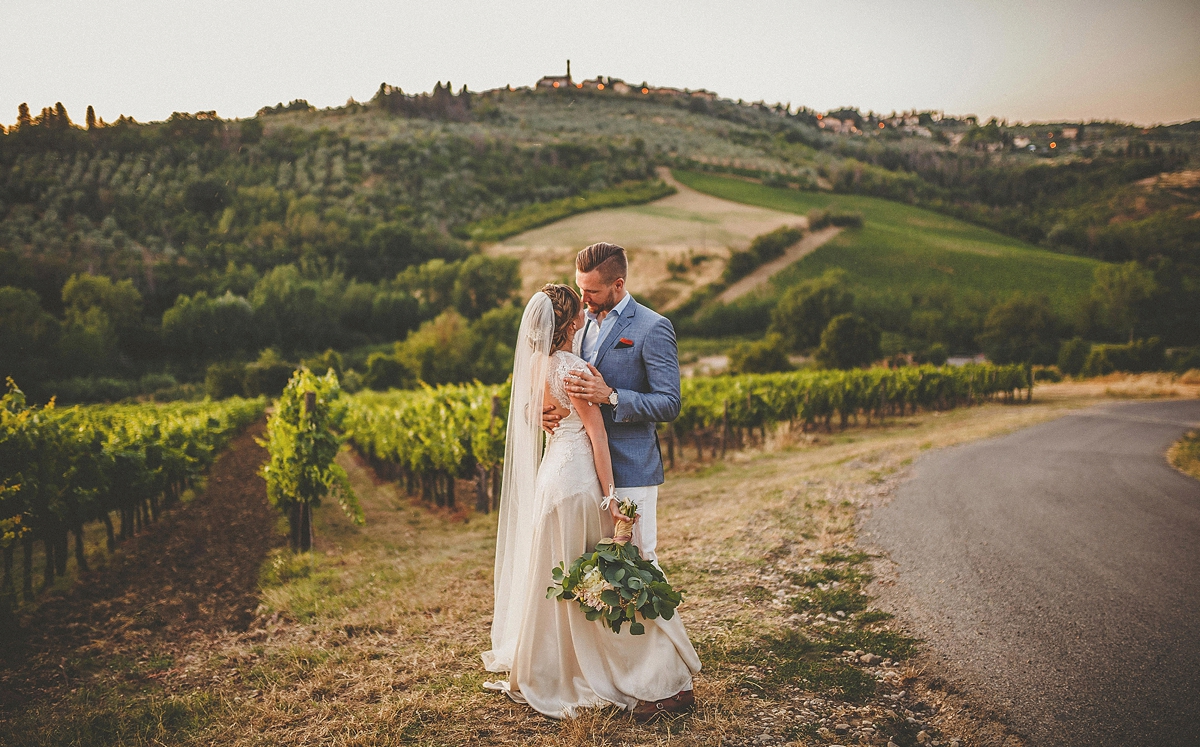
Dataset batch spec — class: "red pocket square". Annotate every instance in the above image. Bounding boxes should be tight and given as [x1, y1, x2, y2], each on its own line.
[615, 337, 634, 349]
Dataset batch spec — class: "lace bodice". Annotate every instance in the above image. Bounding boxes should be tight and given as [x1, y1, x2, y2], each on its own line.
[548, 350, 589, 419]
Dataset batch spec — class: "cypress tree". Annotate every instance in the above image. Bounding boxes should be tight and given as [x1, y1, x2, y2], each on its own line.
[86, 105, 97, 130]
[17, 103, 31, 129]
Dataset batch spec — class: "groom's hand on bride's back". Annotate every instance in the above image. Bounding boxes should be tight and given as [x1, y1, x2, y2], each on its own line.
[565, 364, 613, 404]
[542, 404, 562, 434]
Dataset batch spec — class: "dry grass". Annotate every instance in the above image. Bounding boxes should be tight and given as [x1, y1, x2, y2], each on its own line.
[1168, 430, 1200, 482]
[182, 392, 1116, 746]
[6, 384, 1145, 746]
[1035, 371, 1200, 401]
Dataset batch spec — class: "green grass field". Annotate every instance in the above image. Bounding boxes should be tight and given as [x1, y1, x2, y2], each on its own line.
[672, 169, 1104, 313]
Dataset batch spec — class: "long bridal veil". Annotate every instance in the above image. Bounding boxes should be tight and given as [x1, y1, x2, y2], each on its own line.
[483, 291, 554, 672]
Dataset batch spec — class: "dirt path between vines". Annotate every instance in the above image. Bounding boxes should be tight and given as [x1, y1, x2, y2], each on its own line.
[0, 419, 281, 711]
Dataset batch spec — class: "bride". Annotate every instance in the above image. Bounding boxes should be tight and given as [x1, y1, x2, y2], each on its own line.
[482, 284, 701, 720]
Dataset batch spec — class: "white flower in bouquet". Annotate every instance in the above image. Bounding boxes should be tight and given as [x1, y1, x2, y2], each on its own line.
[577, 565, 614, 611]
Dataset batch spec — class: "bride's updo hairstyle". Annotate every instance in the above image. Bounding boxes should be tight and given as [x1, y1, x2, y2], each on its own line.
[539, 283, 581, 351]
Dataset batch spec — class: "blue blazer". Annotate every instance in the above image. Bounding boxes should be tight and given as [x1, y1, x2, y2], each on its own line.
[591, 297, 681, 487]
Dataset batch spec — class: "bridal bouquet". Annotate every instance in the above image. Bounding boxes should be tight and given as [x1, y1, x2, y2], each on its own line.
[546, 495, 683, 635]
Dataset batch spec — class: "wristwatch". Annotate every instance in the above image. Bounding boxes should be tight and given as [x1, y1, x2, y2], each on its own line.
[607, 389, 619, 407]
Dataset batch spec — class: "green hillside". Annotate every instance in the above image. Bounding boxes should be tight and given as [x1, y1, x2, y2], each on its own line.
[673, 169, 1102, 312]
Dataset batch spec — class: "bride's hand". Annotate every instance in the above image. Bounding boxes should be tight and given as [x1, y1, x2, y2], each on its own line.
[608, 504, 638, 525]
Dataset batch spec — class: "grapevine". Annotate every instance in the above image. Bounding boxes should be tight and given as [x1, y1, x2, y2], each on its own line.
[343, 364, 1028, 511]
[0, 379, 264, 612]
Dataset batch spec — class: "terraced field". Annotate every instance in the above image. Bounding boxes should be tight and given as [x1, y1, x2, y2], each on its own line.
[484, 170, 804, 310]
[673, 170, 1104, 313]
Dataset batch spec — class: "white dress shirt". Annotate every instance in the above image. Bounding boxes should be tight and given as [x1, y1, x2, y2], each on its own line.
[579, 292, 632, 365]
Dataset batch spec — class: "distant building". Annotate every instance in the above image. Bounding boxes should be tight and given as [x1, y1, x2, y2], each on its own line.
[1012, 136, 1031, 149]
[1061, 127, 1079, 140]
[818, 117, 856, 134]
[689, 89, 718, 101]
[536, 60, 573, 90]
[610, 79, 632, 94]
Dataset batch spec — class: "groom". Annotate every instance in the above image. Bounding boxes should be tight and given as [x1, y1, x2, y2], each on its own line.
[546, 242, 681, 563]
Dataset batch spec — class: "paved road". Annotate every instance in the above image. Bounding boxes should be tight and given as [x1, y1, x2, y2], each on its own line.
[865, 400, 1200, 747]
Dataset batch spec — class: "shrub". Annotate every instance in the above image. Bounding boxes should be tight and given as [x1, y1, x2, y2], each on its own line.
[691, 296, 775, 338]
[243, 349, 295, 397]
[1167, 347, 1200, 374]
[722, 225, 804, 283]
[913, 343, 948, 366]
[829, 212, 864, 228]
[363, 352, 413, 390]
[1081, 337, 1165, 377]
[807, 209, 862, 230]
[728, 333, 793, 374]
[722, 250, 760, 283]
[301, 349, 345, 378]
[1034, 366, 1063, 382]
[814, 313, 882, 370]
[205, 362, 248, 399]
[1057, 337, 1091, 376]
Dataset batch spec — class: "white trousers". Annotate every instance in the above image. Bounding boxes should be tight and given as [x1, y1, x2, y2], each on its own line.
[615, 485, 658, 562]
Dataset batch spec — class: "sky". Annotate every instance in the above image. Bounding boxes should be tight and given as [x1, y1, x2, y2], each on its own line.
[3, 0, 1198, 127]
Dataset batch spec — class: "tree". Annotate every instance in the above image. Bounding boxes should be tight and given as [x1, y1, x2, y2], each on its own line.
[396, 310, 478, 385]
[370, 291, 419, 340]
[451, 255, 520, 319]
[814, 313, 881, 370]
[0, 287, 59, 386]
[770, 269, 855, 351]
[85, 105, 97, 131]
[162, 291, 255, 361]
[467, 305, 523, 383]
[1091, 262, 1157, 343]
[978, 294, 1060, 365]
[16, 103, 31, 130]
[728, 334, 792, 374]
[59, 274, 144, 375]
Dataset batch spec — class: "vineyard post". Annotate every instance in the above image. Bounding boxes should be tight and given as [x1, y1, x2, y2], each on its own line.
[720, 400, 729, 458]
[21, 536, 33, 601]
[475, 463, 489, 513]
[42, 536, 55, 587]
[299, 390, 318, 552]
[72, 525, 88, 573]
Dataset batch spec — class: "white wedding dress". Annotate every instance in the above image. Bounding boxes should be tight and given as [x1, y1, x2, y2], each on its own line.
[483, 347, 701, 719]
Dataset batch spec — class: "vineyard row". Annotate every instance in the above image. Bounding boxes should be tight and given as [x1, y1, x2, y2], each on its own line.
[0, 381, 265, 609]
[343, 364, 1031, 513]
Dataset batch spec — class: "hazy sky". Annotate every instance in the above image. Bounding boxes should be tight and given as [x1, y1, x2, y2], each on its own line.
[4, 0, 1198, 127]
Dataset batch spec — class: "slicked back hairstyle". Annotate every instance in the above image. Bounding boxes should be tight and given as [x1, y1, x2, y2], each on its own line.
[576, 242, 628, 283]
[539, 283, 581, 351]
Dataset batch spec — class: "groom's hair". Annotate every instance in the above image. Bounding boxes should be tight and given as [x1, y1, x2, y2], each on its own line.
[576, 242, 627, 283]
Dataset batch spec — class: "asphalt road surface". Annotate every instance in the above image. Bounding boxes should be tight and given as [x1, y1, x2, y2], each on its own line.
[865, 400, 1200, 747]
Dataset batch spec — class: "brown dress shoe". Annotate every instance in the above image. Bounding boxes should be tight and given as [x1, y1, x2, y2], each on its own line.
[632, 689, 695, 723]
